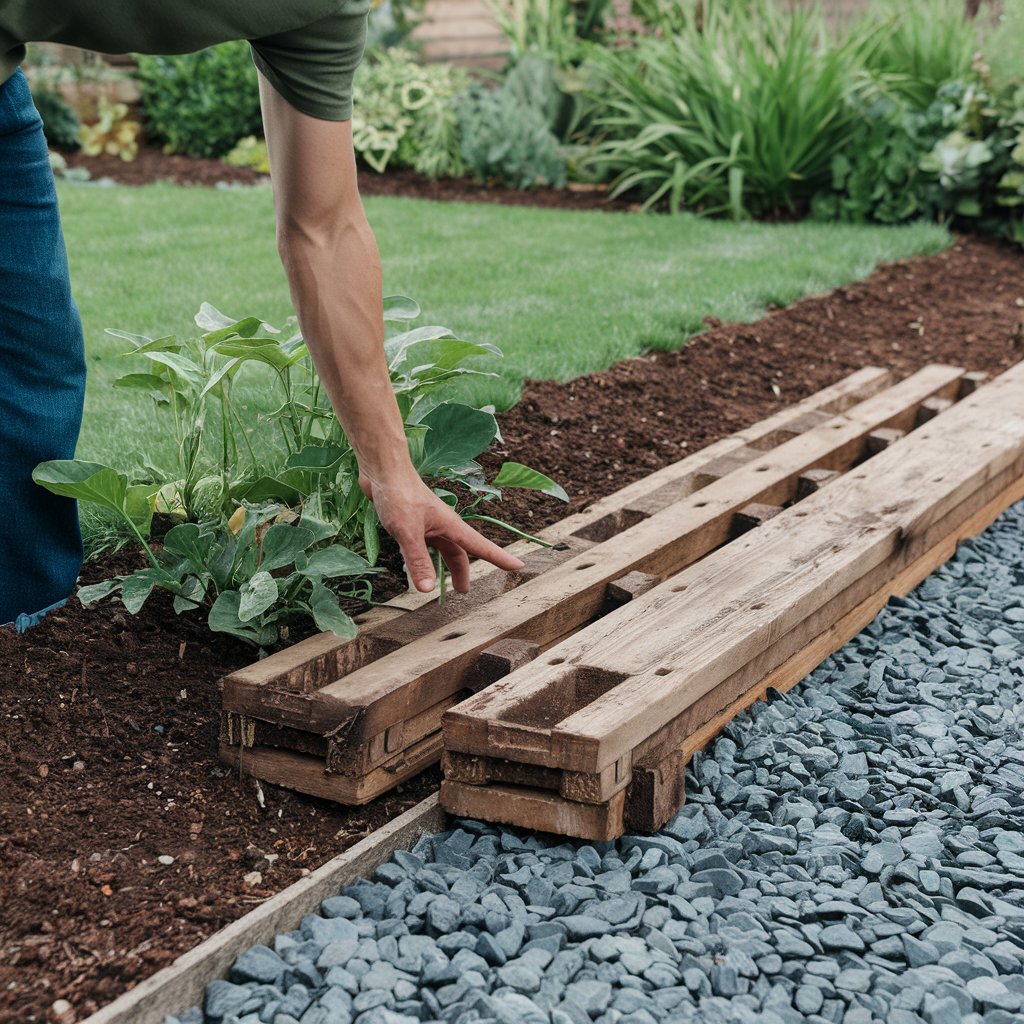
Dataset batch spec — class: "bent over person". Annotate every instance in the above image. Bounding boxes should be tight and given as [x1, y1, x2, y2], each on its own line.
[0, 1, 523, 631]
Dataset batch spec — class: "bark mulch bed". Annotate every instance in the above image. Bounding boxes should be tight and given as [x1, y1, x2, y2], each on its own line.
[1, 234, 1022, 1023]
[62, 146, 637, 213]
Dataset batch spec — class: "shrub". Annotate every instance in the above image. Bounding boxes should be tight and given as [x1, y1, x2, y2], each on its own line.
[78, 97, 140, 161]
[583, 0, 871, 217]
[983, 0, 1024, 93]
[456, 64, 568, 188]
[31, 86, 80, 148]
[224, 136, 270, 174]
[352, 48, 469, 177]
[484, 0, 611, 66]
[814, 80, 1024, 245]
[136, 42, 262, 158]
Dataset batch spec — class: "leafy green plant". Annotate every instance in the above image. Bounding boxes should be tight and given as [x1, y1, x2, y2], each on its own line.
[352, 48, 469, 177]
[815, 79, 1024, 245]
[34, 296, 566, 644]
[31, 86, 81, 149]
[455, 77, 568, 189]
[983, 0, 1024, 93]
[78, 97, 140, 161]
[136, 42, 262, 158]
[858, 0, 979, 109]
[582, 0, 873, 217]
[484, 0, 610, 66]
[224, 135, 270, 174]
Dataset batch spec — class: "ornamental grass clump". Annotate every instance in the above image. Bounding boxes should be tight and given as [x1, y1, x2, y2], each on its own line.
[583, 0, 873, 217]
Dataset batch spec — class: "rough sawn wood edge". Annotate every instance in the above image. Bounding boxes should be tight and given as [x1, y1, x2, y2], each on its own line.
[79, 796, 447, 1024]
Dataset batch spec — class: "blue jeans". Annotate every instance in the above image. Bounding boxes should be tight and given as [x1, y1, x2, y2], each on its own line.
[0, 69, 86, 630]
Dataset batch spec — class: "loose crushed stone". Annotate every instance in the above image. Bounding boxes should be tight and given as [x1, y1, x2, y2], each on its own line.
[169, 501, 1024, 1024]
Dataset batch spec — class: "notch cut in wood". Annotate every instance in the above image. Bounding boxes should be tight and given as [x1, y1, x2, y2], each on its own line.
[865, 427, 905, 455]
[731, 502, 784, 537]
[795, 468, 840, 500]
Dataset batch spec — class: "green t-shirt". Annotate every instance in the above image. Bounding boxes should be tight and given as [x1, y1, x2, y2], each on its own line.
[0, 0, 370, 120]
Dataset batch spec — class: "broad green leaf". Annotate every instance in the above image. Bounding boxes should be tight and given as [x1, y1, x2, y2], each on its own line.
[121, 567, 176, 614]
[173, 575, 207, 614]
[208, 590, 277, 646]
[310, 582, 358, 638]
[416, 403, 497, 476]
[238, 570, 279, 621]
[137, 349, 204, 387]
[260, 524, 315, 572]
[384, 325, 456, 368]
[284, 446, 346, 474]
[163, 522, 216, 572]
[125, 483, 157, 536]
[300, 544, 373, 579]
[432, 488, 459, 507]
[236, 476, 303, 505]
[33, 460, 127, 514]
[213, 339, 293, 369]
[77, 578, 122, 607]
[492, 462, 569, 502]
[113, 372, 170, 392]
[383, 294, 420, 321]
[107, 328, 181, 355]
[194, 302, 235, 331]
[200, 316, 265, 345]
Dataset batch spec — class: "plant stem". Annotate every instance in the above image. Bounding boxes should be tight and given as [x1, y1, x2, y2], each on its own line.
[462, 514, 554, 547]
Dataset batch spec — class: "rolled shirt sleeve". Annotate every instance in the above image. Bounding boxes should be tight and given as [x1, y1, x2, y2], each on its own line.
[250, 0, 370, 121]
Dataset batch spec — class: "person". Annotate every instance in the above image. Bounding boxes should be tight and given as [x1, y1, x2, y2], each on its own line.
[0, 1, 524, 631]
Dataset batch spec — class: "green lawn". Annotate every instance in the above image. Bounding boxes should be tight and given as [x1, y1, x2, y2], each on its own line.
[61, 181, 949, 471]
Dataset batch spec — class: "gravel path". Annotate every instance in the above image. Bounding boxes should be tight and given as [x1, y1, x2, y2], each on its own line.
[169, 501, 1024, 1024]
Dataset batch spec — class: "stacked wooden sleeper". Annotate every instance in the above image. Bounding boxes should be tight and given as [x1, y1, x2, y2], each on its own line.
[217, 364, 1009, 830]
[440, 362, 1024, 839]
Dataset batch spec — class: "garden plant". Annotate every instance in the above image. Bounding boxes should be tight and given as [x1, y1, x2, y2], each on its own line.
[34, 298, 565, 646]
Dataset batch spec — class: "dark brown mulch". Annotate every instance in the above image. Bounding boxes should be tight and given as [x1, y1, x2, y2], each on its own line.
[1, 234, 1022, 1023]
[61, 145, 637, 213]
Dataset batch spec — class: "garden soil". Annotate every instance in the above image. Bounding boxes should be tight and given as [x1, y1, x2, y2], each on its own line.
[1, 234, 1022, 1023]
[62, 147, 638, 213]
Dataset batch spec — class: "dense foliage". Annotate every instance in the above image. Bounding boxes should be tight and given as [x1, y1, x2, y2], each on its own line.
[351, 48, 469, 176]
[35, 298, 565, 645]
[136, 42, 262, 158]
[31, 86, 81, 149]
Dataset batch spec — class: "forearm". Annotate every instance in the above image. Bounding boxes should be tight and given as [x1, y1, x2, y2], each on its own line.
[277, 210, 413, 480]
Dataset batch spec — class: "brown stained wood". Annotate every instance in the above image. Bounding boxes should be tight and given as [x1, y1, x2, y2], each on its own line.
[447, 466, 1024, 837]
[220, 731, 443, 806]
[731, 502, 784, 536]
[605, 571, 662, 609]
[439, 780, 626, 842]
[444, 368, 965, 763]
[916, 396, 953, 425]
[540, 364, 1024, 773]
[865, 427, 905, 454]
[959, 371, 988, 397]
[624, 748, 685, 834]
[471, 639, 542, 693]
[795, 468, 840, 500]
[680, 467, 1024, 763]
[325, 692, 466, 776]
[315, 365, 964, 744]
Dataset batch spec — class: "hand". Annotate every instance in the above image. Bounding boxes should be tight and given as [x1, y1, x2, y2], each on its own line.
[360, 469, 525, 594]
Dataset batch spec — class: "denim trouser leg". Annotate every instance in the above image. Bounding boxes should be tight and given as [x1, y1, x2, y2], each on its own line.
[0, 69, 86, 628]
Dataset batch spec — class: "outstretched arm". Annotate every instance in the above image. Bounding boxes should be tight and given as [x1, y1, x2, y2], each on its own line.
[258, 74, 523, 592]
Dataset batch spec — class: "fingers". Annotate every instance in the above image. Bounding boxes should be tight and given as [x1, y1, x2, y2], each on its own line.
[449, 519, 526, 572]
[396, 532, 437, 593]
[433, 539, 472, 593]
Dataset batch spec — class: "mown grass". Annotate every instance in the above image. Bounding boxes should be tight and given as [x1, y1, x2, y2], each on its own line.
[61, 180, 948, 473]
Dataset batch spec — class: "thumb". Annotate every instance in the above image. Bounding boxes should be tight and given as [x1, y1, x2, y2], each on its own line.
[399, 534, 437, 593]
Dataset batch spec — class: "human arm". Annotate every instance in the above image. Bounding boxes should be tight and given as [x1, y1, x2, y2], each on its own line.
[257, 75, 523, 592]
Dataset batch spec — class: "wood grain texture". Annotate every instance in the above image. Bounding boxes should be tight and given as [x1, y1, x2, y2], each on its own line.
[80, 796, 446, 1024]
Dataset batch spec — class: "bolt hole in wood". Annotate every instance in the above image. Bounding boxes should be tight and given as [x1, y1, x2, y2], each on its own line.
[672, 585, 688, 593]
[694, 501, 709, 508]
[549, 658, 565, 665]
[576, 562, 596, 571]
[654, 668, 672, 676]
[441, 632, 464, 642]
